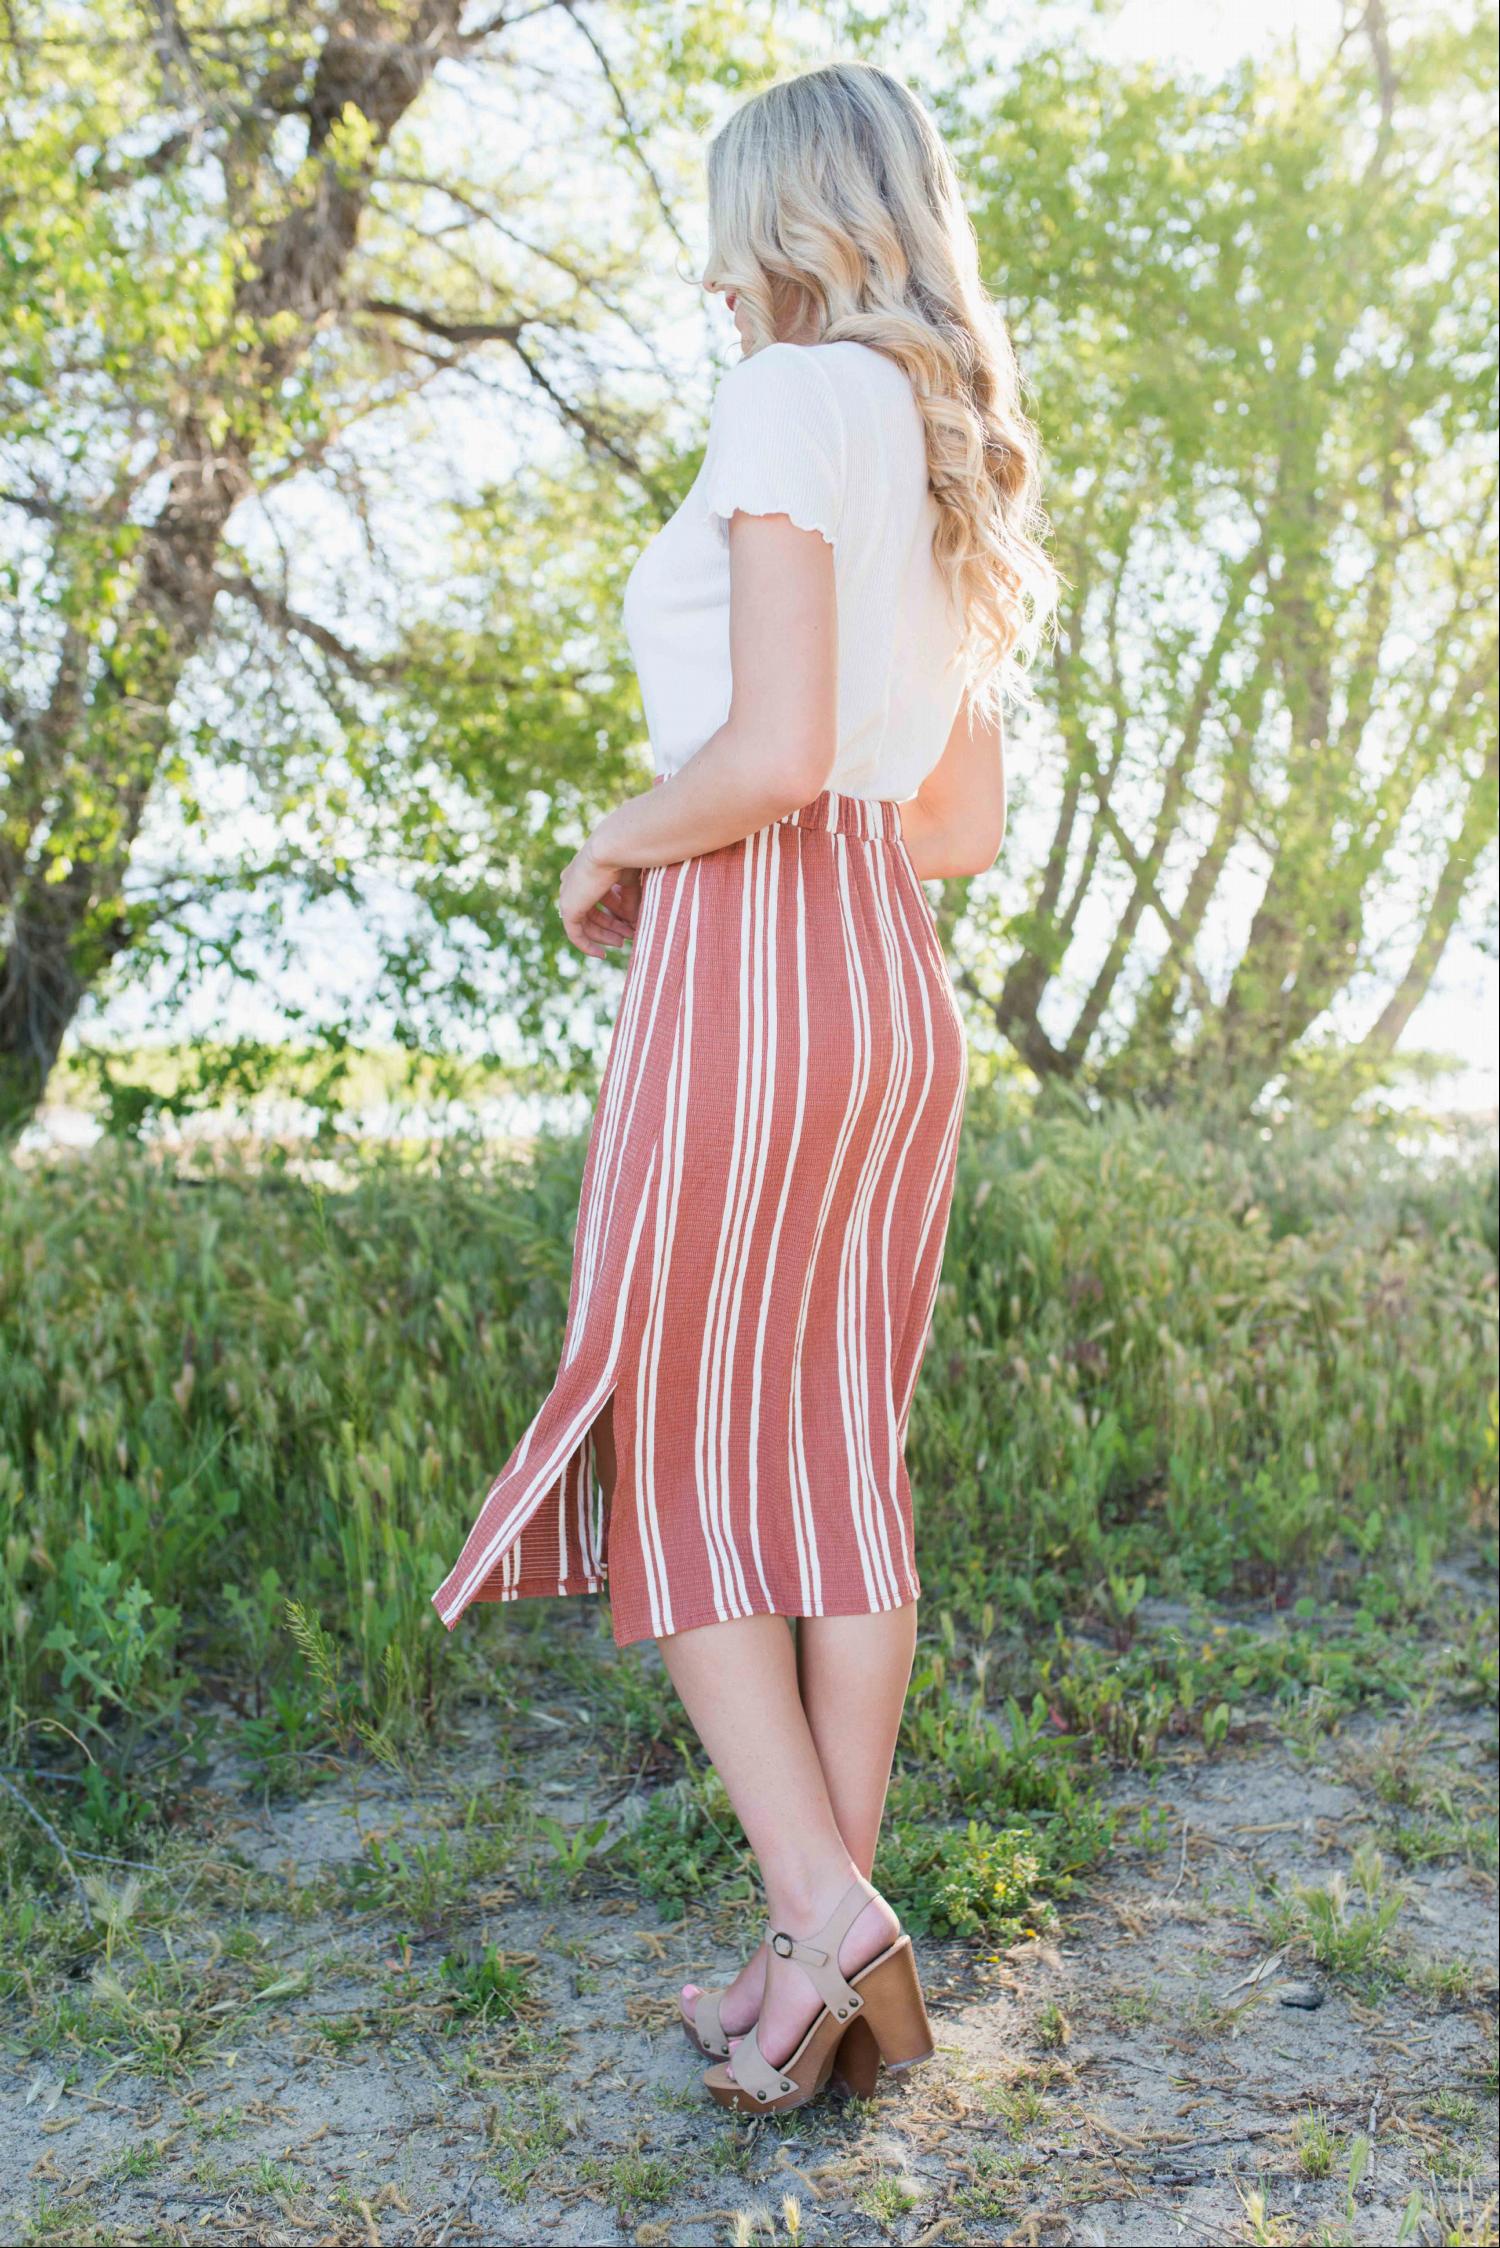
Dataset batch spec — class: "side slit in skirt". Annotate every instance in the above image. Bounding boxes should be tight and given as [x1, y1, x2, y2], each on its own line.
[431, 786, 968, 1647]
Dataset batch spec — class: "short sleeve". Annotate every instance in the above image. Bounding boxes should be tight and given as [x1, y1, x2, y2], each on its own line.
[701, 344, 846, 548]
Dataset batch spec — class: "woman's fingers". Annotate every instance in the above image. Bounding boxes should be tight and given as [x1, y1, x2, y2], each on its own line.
[565, 903, 634, 957]
[557, 842, 642, 956]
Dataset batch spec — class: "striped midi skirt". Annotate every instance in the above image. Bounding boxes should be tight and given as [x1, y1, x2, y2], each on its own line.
[431, 786, 968, 1647]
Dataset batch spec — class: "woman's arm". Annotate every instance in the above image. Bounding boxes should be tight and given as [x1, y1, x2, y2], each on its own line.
[897, 695, 1006, 882]
[558, 512, 835, 956]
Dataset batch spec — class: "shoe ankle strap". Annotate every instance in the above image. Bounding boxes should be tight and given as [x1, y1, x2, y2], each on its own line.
[767, 1879, 875, 2024]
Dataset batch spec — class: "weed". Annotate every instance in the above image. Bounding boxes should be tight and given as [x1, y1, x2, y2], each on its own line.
[1262, 1845, 1404, 1986]
[339, 1830, 461, 1925]
[606, 2149, 682, 2219]
[613, 1767, 748, 1918]
[1106, 1983, 1165, 2029]
[709, 2124, 757, 2178]
[1133, 1802, 1175, 1853]
[312, 2016, 364, 2052]
[955, 2143, 1032, 2223]
[195, 2104, 248, 2141]
[729, 2200, 808, 2247]
[5, 1113, 1489, 1755]
[986, 2078, 1049, 2133]
[1035, 2001, 1071, 2048]
[246, 2157, 300, 2199]
[537, 1812, 610, 1889]
[486, 2084, 570, 2202]
[877, 1817, 1047, 1940]
[1294, 2110, 1337, 2179]
[1428, 2090, 1480, 2128]
[1236, 2185, 1298, 2245]
[856, 2175, 922, 2227]
[439, 1941, 534, 2023]
[116, 2138, 170, 2180]
[1407, 1953, 1484, 2005]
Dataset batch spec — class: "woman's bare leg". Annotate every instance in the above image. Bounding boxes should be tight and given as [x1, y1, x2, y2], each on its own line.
[659, 1613, 902, 2070]
[796, 1606, 917, 1875]
[676, 1604, 917, 2037]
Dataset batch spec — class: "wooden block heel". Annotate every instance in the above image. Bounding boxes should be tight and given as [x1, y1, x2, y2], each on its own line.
[704, 1882, 934, 2115]
[832, 2016, 882, 2099]
[855, 1936, 935, 2070]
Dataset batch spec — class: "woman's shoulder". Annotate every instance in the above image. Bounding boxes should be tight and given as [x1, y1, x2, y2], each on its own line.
[709, 341, 915, 452]
[715, 338, 902, 395]
[711, 341, 843, 423]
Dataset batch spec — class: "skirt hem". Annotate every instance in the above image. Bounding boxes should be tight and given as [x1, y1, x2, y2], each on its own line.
[439, 1571, 924, 1649]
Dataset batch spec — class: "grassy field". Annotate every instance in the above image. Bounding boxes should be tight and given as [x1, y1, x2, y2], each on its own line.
[1, 1101, 1496, 2244]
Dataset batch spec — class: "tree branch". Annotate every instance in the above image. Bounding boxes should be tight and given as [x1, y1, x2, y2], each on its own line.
[559, 0, 689, 255]
[357, 296, 524, 347]
[211, 572, 390, 682]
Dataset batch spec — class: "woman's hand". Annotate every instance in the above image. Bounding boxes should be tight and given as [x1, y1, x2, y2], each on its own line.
[559, 839, 641, 959]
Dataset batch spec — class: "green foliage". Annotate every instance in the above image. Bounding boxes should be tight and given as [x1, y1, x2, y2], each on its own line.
[911, 1099, 1497, 1615]
[1263, 1845, 1406, 1986]
[0, 1105, 1492, 1828]
[537, 1814, 611, 1890]
[439, 1941, 534, 2024]
[612, 1767, 750, 1920]
[339, 1831, 463, 1926]
[1033, 1594, 1499, 1772]
[1294, 2111, 1338, 2181]
[893, 1649, 1111, 1883]
[875, 1819, 1044, 1941]
[953, 12, 1498, 1102]
[0, 0, 783, 1133]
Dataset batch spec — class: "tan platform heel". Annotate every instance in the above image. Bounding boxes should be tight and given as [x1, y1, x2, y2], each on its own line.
[686, 1978, 873, 2076]
[703, 1881, 933, 2115]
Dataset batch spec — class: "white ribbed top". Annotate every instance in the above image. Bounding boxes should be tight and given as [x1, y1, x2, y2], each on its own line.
[623, 341, 966, 801]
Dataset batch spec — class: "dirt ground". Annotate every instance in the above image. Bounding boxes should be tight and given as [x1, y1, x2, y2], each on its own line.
[4, 1659, 1496, 2248]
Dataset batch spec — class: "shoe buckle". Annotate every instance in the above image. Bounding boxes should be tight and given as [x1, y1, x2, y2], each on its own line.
[770, 1931, 794, 1958]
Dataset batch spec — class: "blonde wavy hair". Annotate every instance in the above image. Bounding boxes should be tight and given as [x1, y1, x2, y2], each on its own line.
[705, 62, 1056, 711]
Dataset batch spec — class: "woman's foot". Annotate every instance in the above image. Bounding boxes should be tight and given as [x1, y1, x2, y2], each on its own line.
[681, 1938, 768, 2044]
[729, 1878, 900, 2078]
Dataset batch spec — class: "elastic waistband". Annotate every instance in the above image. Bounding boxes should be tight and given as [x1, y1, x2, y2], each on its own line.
[776, 787, 904, 842]
[650, 773, 903, 842]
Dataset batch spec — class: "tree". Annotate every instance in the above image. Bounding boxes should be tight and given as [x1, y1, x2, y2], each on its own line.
[0, 0, 761, 1135]
[950, 4, 1497, 1106]
[5, 5, 1494, 1135]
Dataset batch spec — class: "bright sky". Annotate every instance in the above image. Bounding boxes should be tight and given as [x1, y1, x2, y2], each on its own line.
[1101, 0, 1325, 67]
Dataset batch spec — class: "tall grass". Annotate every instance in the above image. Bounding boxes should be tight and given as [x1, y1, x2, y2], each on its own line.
[2, 1103, 1494, 1764]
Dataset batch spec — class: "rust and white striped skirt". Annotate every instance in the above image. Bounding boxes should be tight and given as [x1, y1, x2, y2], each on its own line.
[432, 786, 968, 1647]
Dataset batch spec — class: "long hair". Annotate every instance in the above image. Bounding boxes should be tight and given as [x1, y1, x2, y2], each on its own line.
[705, 62, 1057, 711]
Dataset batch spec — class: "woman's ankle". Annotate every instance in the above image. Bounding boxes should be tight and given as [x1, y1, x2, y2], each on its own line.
[763, 1856, 868, 1935]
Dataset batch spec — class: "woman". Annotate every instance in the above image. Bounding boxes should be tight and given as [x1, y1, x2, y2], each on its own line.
[433, 60, 1053, 2114]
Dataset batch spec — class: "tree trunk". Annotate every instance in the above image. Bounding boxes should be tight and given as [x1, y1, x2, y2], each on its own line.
[0, 0, 465, 1138]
